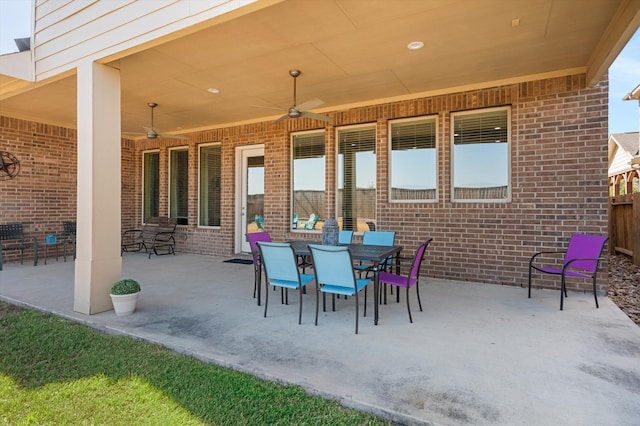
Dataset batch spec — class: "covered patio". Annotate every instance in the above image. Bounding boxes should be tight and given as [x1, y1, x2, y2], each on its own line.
[1, 254, 639, 425]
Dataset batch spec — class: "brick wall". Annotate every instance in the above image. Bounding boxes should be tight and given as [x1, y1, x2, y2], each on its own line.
[0, 116, 136, 262]
[0, 72, 609, 293]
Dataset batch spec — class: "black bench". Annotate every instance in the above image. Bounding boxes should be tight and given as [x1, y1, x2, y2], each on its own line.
[0, 223, 37, 271]
[121, 217, 178, 259]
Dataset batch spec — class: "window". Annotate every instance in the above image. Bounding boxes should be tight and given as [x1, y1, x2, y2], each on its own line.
[389, 116, 437, 202]
[337, 125, 376, 232]
[291, 131, 325, 230]
[199, 144, 221, 227]
[142, 151, 159, 221]
[169, 147, 189, 225]
[451, 107, 510, 202]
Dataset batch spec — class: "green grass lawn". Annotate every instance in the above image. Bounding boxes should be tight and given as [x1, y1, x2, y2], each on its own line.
[0, 302, 389, 425]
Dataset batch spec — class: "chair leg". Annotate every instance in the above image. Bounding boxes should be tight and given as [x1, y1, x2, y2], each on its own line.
[560, 274, 565, 311]
[528, 266, 533, 298]
[363, 287, 367, 317]
[298, 287, 303, 325]
[354, 292, 359, 334]
[253, 267, 258, 299]
[315, 287, 320, 326]
[416, 282, 423, 312]
[264, 283, 270, 318]
[406, 286, 413, 323]
[592, 276, 599, 308]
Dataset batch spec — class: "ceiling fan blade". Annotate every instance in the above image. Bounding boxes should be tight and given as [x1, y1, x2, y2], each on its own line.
[157, 133, 188, 140]
[250, 104, 287, 111]
[143, 126, 187, 140]
[300, 111, 332, 123]
[273, 114, 290, 123]
[296, 98, 324, 111]
[143, 126, 158, 138]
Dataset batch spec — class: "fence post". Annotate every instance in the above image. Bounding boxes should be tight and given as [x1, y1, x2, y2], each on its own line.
[634, 193, 640, 266]
[608, 197, 615, 255]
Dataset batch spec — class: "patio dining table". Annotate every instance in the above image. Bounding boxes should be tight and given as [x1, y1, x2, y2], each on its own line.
[287, 240, 403, 325]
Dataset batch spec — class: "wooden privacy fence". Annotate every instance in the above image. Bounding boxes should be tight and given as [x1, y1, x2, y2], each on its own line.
[609, 193, 640, 266]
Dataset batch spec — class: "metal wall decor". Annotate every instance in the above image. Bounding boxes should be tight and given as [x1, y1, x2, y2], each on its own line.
[0, 151, 21, 180]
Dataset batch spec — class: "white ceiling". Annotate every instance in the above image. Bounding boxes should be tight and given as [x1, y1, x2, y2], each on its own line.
[0, 0, 637, 137]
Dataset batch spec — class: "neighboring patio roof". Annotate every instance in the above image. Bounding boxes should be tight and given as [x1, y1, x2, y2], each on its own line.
[608, 132, 640, 175]
[0, 0, 639, 135]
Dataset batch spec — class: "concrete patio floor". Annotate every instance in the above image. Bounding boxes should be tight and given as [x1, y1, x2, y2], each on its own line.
[1, 252, 639, 425]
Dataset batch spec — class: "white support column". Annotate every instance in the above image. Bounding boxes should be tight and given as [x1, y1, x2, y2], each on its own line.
[74, 62, 122, 315]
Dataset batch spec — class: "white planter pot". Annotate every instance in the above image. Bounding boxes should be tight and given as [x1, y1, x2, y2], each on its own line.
[110, 292, 140, 316]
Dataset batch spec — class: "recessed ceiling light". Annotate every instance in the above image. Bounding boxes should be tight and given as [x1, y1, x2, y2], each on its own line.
[207, 88, 220, 93]
[407, 41, 424, 50]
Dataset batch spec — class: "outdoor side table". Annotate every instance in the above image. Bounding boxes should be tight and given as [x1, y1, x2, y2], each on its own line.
[41, 234, 62, 265]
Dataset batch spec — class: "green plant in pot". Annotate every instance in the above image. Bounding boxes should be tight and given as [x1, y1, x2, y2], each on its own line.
[110, 278, 141, 316]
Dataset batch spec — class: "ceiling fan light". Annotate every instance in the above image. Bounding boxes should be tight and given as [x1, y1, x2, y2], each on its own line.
[288, 108, 301, 118]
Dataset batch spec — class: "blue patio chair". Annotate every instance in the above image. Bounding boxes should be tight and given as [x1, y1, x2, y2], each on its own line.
[354, 231, 396, 278]
[254, 215, 265, 231]
[528, 233, 608, 310]
[303, 213, 319, 230]
[378, 238, 432, 323]
[308, 244, 372, 334]
[257, 241, 315, 324]
[338, 230, 354, 244]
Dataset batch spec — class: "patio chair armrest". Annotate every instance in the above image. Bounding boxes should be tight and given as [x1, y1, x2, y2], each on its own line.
[122, 228, 141, 237]
[153, 231, 175, 243]
[529, 250, 565, 265]
[562, 257, 605, 272]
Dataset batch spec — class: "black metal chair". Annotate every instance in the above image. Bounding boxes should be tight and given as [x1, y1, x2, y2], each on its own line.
[63, 221, 76, 261]
[0, 223, 37, 270]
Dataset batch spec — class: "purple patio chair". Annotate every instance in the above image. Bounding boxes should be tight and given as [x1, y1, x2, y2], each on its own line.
[378, 238, 433, 323]
[528, 234, 608, 310]
[246, 231, 271, 305]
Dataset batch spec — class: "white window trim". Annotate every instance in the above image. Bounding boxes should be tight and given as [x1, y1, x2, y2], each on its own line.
[450, 106, 512, 203]
[388, 115, 439, 204]
[168, 145, 189, 223]
[197, 142, 222, 229]
[141, 149, 160, 224]
[291, 129, 326, 234]
[335, 123, 377, 234]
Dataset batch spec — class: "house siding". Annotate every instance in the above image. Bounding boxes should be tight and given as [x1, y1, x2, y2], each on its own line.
[0, 73, 609, 293]
[32, 0, 260, 80]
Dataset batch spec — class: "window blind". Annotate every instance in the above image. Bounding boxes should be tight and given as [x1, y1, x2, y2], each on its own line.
[453, 109, 508, 145]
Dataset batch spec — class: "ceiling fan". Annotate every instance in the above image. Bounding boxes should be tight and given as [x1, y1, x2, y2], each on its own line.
[251, 70, 332, 123]
[135, 103, 187, 140]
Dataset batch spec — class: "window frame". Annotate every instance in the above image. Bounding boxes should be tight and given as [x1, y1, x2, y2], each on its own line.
[450, 106, 512, 203]
[197, 142, 222, 228]
[388, 115, 438, 203]
[168, 146, 190, 225]
[335, 123, 377, 233]
[291, 129, 326, 233]
[141, 149, 160, 224]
